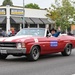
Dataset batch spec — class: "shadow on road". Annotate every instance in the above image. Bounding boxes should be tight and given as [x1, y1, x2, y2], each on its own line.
[0, 53, 74, 62]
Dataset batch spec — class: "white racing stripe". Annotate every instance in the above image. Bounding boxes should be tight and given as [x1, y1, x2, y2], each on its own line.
[0, 37, 6, 41]
[4, 35, 32, 41]
[5, 36, 21, 41]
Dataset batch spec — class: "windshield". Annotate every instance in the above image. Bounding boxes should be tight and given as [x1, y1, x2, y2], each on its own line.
[16, 28, 45, 37]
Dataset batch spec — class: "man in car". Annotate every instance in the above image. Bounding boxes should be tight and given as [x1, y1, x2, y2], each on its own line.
[50, 27, 61, 37]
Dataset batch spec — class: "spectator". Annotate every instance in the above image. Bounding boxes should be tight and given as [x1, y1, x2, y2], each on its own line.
[11, 29, 16, 36]
[7, 30, 12, 37]
[1, 30, 6, 37]
[0, 28, 2, 37]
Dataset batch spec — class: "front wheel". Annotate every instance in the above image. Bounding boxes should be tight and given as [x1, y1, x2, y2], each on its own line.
[61, 45, 72, 56]
[27, 46, 40, 61]
[0, 54, 7, 59]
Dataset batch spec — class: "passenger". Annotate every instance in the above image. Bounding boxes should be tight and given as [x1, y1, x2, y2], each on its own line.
[50, 27, 61, 37]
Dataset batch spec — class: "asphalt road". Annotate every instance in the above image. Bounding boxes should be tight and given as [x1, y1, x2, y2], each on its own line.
[0, 50, 75, 75]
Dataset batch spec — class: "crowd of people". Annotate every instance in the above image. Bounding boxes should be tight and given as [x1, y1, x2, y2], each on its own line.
[0, 28, 16, 37]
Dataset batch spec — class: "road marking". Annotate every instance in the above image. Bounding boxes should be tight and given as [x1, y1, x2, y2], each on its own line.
[72, 74, 75, 75]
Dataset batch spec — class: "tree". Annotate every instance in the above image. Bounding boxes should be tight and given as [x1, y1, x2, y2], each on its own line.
[47, 0, 75, 32]
[2, 0, 13, 6]
[25, 3, 40, 9]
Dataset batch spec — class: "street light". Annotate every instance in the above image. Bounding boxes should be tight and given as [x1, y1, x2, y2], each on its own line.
[23, 0, 25, 28]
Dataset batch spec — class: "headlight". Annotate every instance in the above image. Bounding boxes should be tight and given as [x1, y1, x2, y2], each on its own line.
[17, 43, 22, 49]
[16, 42, 25, 49]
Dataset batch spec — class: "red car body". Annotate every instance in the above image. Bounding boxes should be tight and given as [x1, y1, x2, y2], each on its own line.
[0, 28, 75, 61]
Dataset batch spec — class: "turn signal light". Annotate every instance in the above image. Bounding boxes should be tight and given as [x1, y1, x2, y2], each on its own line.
[22, 42, 25, 48]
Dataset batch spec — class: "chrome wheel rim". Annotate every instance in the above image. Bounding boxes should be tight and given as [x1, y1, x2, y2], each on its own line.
[32, 48, 39, 60]
[66, 45, 71, 55]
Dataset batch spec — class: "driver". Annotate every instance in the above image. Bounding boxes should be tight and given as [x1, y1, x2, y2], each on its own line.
[50, 27, 61, 37]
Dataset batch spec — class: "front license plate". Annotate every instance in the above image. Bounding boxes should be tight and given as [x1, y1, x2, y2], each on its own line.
[0, 50, 7, 54]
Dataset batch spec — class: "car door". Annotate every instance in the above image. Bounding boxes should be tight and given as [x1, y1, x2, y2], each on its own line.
[47, 36, 64, 53]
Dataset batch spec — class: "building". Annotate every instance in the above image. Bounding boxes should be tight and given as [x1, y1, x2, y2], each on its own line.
[0, 5, 55, 33]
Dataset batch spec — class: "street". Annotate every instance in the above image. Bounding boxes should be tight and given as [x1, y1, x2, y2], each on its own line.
[0, 50, 75, 75]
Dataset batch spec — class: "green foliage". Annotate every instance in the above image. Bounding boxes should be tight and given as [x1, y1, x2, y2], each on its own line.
[25, 3, 40, 9]
[47, 0, 75, 31]
[2, 0, 13, 6]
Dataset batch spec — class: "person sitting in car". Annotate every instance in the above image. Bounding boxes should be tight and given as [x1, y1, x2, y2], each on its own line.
[50, 27, 61, 37]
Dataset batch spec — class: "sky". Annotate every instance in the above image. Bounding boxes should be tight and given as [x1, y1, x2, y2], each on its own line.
[0, 0, 55, 8]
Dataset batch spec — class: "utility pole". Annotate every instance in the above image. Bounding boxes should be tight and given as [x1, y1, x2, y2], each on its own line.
[23, 0, 25, 28]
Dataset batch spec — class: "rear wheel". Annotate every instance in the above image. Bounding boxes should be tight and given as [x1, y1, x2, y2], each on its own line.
[27, 46, 40, 61]
[0, 54, 7, 59]
[61, 45, 72, 56]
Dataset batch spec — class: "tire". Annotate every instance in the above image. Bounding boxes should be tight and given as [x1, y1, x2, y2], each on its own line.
[61, 44, 72, 56]
[0, 54, 7, 59]
[27, 46, 40, 61]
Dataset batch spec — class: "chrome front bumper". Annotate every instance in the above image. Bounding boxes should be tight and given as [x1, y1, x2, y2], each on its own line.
[0, 47, 26, 54]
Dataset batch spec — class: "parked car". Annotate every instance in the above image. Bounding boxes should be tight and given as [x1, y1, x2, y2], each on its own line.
[0, 28, 75, 61]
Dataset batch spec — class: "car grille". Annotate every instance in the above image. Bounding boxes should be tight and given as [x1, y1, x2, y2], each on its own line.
[0, 42, 16, 48]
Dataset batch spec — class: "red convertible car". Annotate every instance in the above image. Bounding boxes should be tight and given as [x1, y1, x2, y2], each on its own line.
[0, 28, 75, 61]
